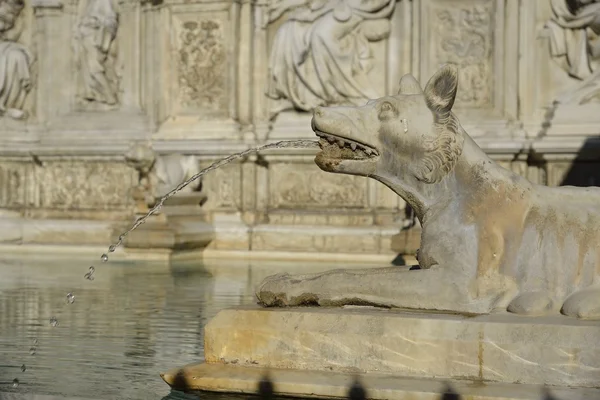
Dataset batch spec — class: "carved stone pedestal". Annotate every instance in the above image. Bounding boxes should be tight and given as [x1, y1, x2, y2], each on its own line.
[119, 193, 214, 251]
[161, 306, 600, 399]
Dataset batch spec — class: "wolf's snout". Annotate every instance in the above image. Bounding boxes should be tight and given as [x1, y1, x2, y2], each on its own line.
[313, 107, 324, 117]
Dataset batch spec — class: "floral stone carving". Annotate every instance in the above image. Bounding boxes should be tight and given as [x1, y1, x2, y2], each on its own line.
[177, 19, 227, 117]
[545, 0, 600, 105]
[433, 1, 494, 108]
[266, 0, 396, 119]
[256, 64, 600, 320]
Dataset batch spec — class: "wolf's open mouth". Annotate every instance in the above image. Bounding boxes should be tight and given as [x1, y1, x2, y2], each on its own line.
[315, 130, 379, 160]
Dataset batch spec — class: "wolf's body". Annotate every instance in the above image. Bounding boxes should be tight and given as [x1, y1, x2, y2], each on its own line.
[256, 65, 600, 319]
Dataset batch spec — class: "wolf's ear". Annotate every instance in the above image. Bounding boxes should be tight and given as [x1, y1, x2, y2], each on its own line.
[423, 64, 458, 117]
[397, 74, 422, 95]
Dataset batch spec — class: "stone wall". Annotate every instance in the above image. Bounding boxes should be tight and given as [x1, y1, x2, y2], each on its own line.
[0, 0, 599, 256]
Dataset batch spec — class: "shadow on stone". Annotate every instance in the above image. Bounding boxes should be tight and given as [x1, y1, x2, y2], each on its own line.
[347, 378, 367, 400]
[252, 374, 564, 400]
[258, 374, 275, 400]
[558, 136, 600, 187]
[440, 383, 461, 400]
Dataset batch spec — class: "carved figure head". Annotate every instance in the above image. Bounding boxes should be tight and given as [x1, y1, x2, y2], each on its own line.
[0, 0, 24, 31]
[125, 141, 156, 176]
[312, 64, 465, 212]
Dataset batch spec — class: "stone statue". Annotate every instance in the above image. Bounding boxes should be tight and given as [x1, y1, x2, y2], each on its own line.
[256, 64, 600, 320]
[266, 0, 395, 119]
[73, 0, 119, 106]
[545, 0, 600, 104]
[0, 0, 33, 120]
[125, 142, 203, 213]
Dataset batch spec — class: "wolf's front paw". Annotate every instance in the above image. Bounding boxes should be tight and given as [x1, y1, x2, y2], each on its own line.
[255, 272, 320, 307]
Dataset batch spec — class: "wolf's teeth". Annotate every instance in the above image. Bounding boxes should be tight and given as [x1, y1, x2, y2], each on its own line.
[350, 143, 356, 150]
[337, 139, 344, 147]
[327, 136, 335, 143]
[365, 148, 372, 155]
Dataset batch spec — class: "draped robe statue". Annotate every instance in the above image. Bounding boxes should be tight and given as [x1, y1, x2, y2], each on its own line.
[546, 0, 600, 104]
[266, 0, 396, 119]
[0, 0, 33, 120]
[73, 0, 119, 106]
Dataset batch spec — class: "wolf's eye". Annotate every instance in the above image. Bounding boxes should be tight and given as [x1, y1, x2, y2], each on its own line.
[378, 101, 396, 120]
[380, 102, 393, 112]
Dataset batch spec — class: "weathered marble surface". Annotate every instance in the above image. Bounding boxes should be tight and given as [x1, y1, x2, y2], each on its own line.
[161, 306, 600, 394]
[0, 0, 600, 256]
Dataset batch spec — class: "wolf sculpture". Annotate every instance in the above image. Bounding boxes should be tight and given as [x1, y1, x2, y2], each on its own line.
[256, 64, 600, 319]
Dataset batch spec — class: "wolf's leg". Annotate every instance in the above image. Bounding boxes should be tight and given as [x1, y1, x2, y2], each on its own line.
[561, 285, 600, 320]
[256, 265, 506, 315]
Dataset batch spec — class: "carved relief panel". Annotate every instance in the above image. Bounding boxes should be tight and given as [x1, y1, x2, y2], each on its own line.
[544, 0, 600, 107]
[73, 0, 120, 109]
[264, 0, 398, 120]
[36, 161, 135, 209]
[173, 17, 228, 118]
[430, 1, 494, 108]
[25, 0, 147, 139]
[269, 163, 368, 209]
[418, 0, 518, 136]
[533, 0, 600, 135]
[152, 0, 240, 140]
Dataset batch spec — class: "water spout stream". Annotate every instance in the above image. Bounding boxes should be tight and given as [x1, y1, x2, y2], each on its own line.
[102, 139, 319, 259]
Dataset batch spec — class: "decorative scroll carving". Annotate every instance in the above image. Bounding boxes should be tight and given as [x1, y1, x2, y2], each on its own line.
[125, 143, 203, 213]
[545, 0, 600, 105]
[37, 162, 134, 209]
[432, 1, 493, 108]
[177, 19, 227, 116]
[73, 0, 120, 106]
[271, 165, 366, 208]
[0, 0, 33, 120]
[265, 0, 396, 119]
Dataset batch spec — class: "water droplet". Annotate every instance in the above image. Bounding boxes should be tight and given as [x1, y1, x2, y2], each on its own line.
[21, 364, 26, 372]
[29, 347, 36, 356]
[33, 339, 38, 345]
[12, 378, 19, 388]
[66, 293, 75, 304]
[84, 266, 95, 281]
[49, 317, 58, 327]
[108, 244, 116, 253]
[118, 235, 124, 241]
[101, 254, 108, 262]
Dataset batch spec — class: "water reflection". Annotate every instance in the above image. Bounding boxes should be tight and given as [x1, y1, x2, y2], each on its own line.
[0, 255, 384, 399]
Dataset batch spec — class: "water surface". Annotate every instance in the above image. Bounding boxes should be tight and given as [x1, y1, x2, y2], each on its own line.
[0, 255, 383, 400]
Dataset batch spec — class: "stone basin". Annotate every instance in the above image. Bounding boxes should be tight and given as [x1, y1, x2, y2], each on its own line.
[161, 305, 600, 399]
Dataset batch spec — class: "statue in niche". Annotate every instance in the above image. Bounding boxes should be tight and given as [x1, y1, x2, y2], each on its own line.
[125, 143, 204, 214]
[0, 0, 33, 120]
[73, 0, 119, 106]
[265, 0, 396, 120]
[256, 64, 600, 320]
[545, 0, 600, 104]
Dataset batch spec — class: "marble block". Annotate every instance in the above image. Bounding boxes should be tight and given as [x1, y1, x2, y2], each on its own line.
[164, 306, 600, 391]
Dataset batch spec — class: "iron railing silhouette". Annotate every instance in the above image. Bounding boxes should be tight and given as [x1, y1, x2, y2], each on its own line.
[255, 375, 560, 400]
